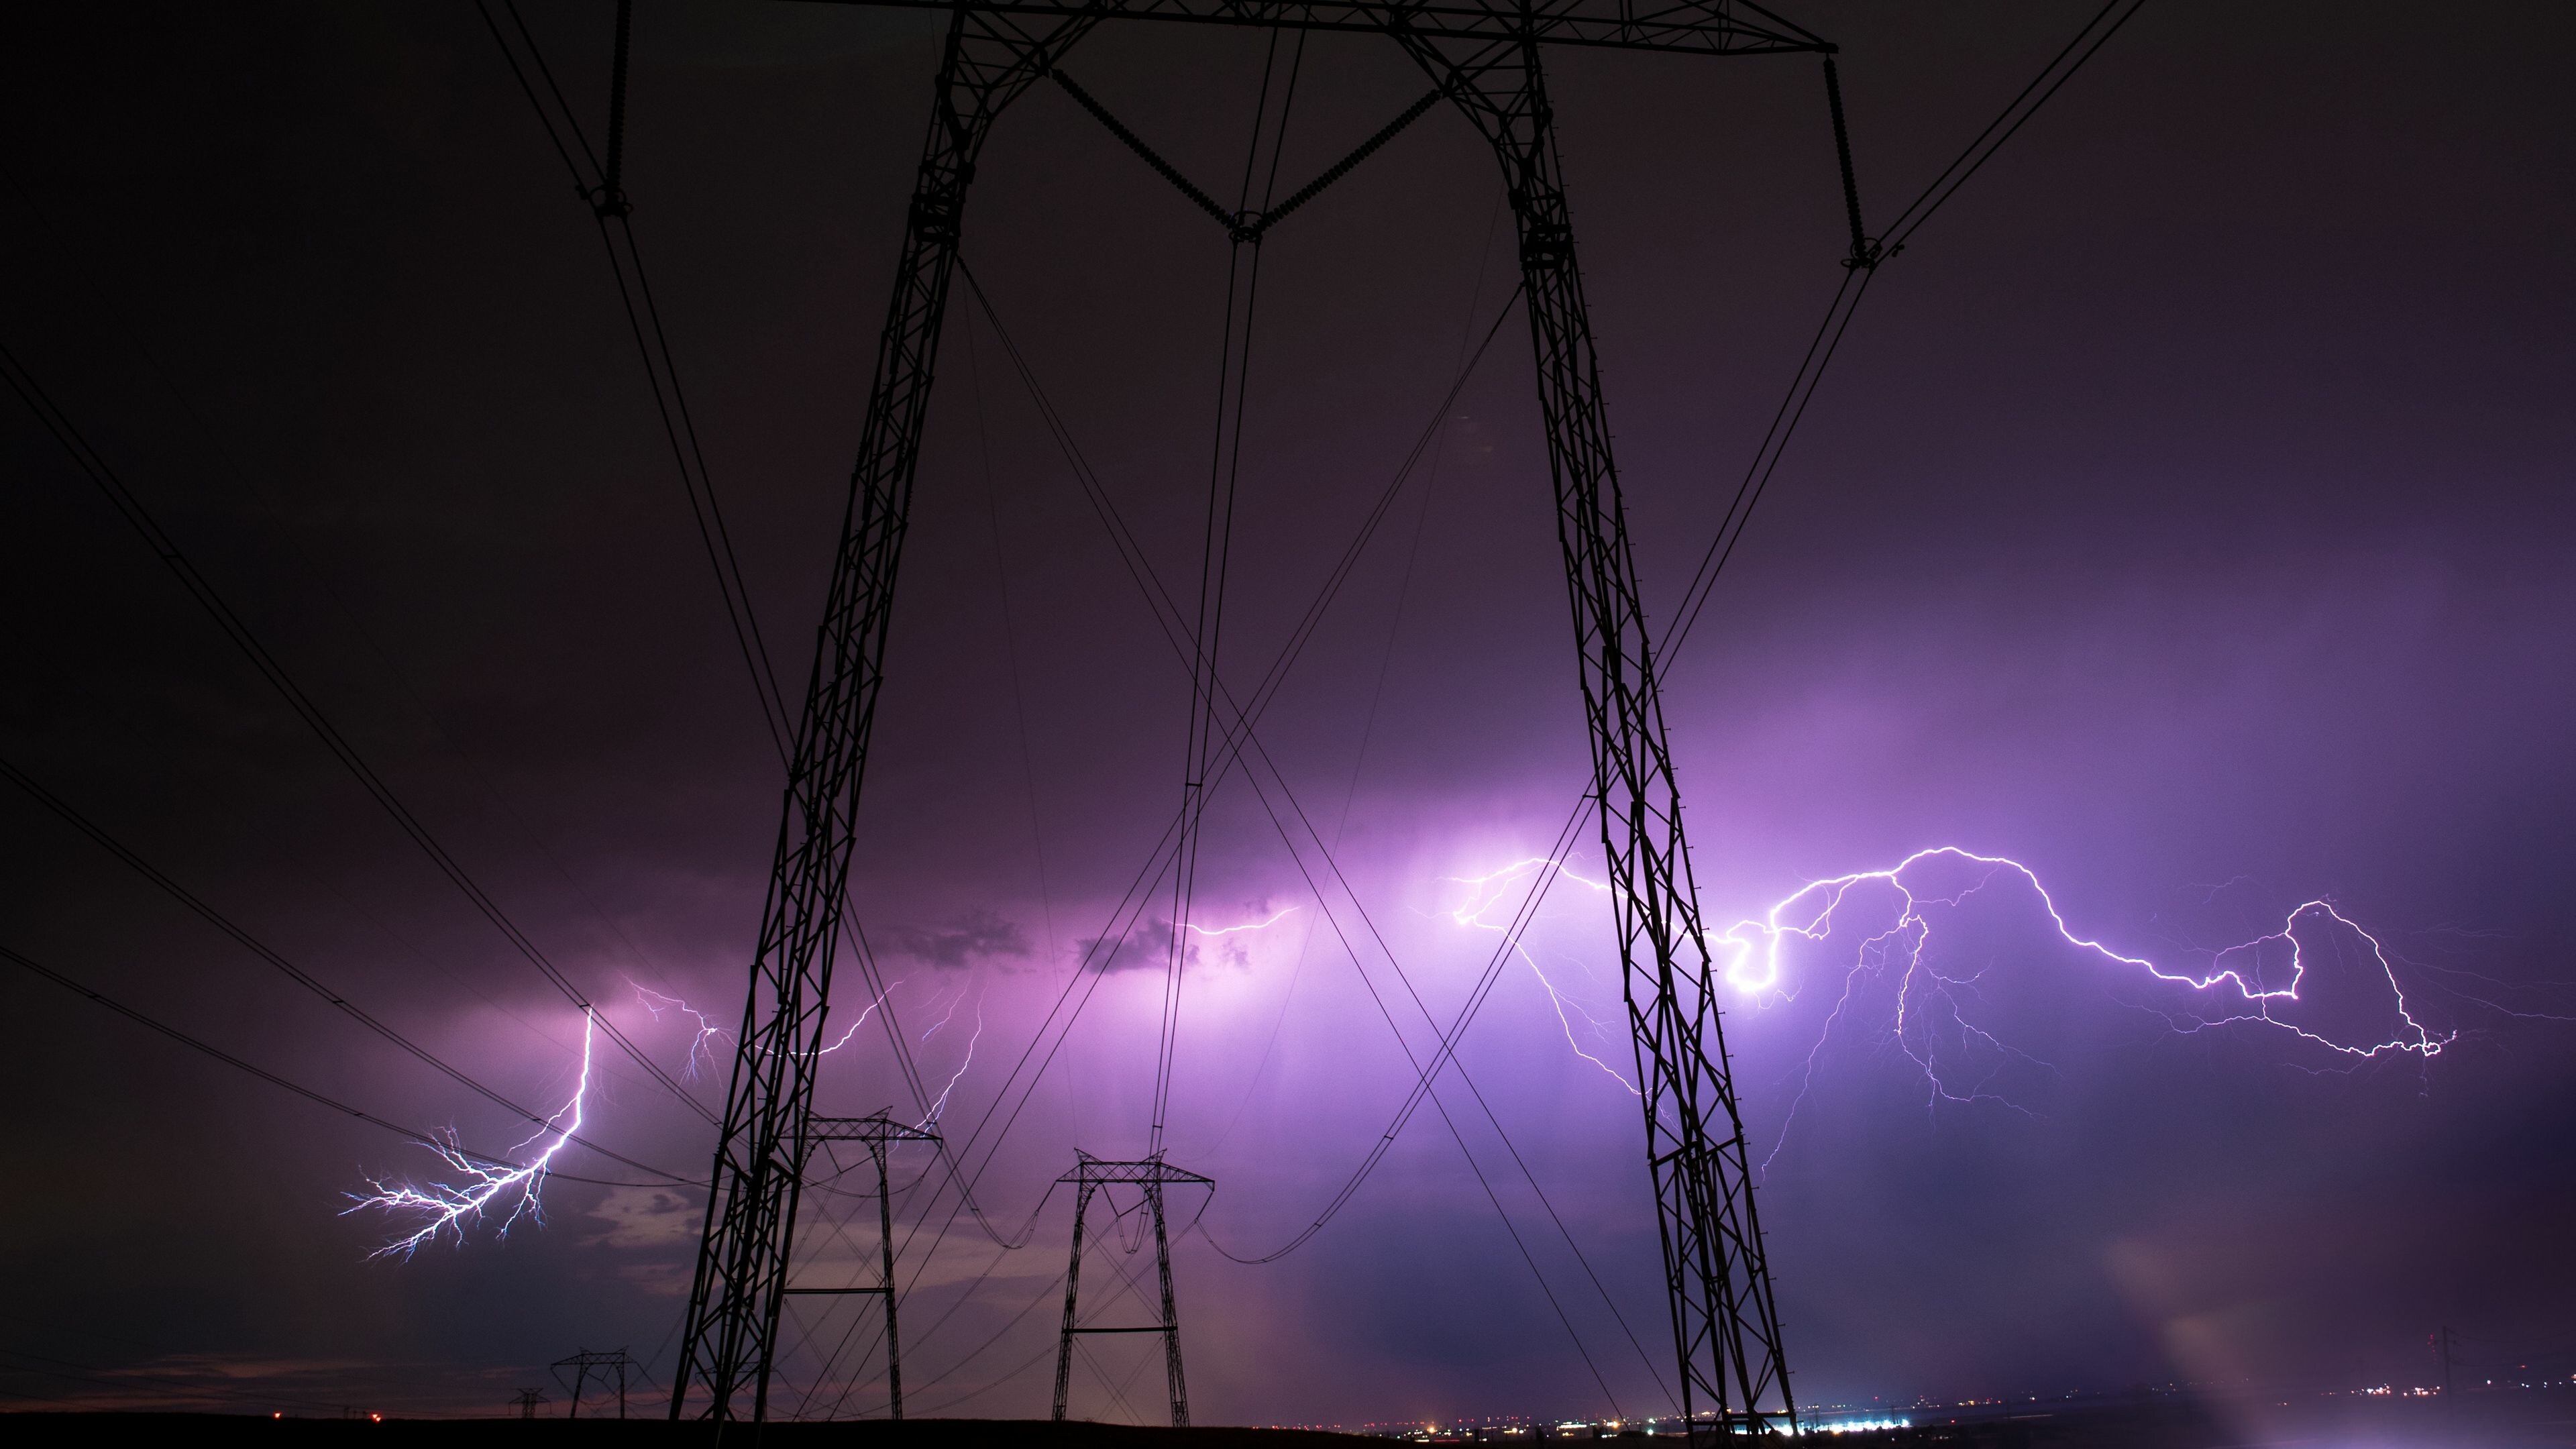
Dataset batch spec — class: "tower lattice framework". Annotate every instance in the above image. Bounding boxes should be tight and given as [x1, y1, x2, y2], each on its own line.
[674, 1, 1830, 1430]
[1049, 1154, 1212, 1426]
[778, 1115, 942, 1419]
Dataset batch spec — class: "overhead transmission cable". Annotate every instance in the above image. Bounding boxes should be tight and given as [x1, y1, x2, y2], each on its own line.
[0, 941, 681, 1189]
[0, 755, 696, 1184]
[0, 335, 717, 1130]
[474, 1, 1012, 1237]
[1195, 0, 2160, 1267]
[1150, 28, 1308, 1159]
[904, 261, 1519, 1214]
[859, 266, 1525, 1379]
[932, 268, 1652, 1415]
[474, 0, 791, 756]
[0, 165, 729, 1081]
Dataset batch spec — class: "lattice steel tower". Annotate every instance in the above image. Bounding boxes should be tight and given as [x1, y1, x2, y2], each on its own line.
[673, 1, 1841, 1430]
[778, 1115, 941, 1419]
[1049, 1154, 1212, 1426]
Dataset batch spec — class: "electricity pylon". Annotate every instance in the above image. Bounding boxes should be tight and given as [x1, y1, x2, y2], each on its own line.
[551, 1348, 635, 1419]
[1051, 1153, 1213, 1426]
[780, 1114, 941, 1419]
[676, 1, 1836, 1430]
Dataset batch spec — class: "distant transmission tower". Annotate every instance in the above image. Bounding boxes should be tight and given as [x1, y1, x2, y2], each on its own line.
[1050, 1153, 1212, 1426]
[551, 1347, 635, 1419]
[780, 1114, 941, 1419]
[508, 1388, 550, 1420]
[674, 1, 1842, 1429]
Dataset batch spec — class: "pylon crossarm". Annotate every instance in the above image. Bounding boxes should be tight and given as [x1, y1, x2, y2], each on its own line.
[810, 1113, 943, 1146]
[1058, 1157, 1216, 1188]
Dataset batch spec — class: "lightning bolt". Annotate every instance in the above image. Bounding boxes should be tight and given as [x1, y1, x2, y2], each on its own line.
[920, 985, 967, 1044]
[920, 991, 984, 1127]
[1440, 845, 2472, 1152]
[635, 979, 900, 1069]
[1707, 848, 2460, 1171]
[1713, 847, 2450, 1057]
[344, 1009, 596, 1259]
[813, 978, 901, 1057]
[1441, 858, 1638, 1095]
[633, 984, 726, 1079]
[1185, 905, 1299, 937]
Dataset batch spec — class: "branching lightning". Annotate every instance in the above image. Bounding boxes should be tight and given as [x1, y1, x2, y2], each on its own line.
[634, 984, 727, 1079]
[344, 1010, 596, 1260]
[1704, 847, 2459, 1171]
[1715, 847, 2451, 1057]
[1440, 845, 2469, 1136]
[635, 978, 900, 1071]
[1442, 858, 1638, 1094]
[1185, 905, 1299, 938]
[920, 985, 967, 1044]
[921, 991, 984, 1127]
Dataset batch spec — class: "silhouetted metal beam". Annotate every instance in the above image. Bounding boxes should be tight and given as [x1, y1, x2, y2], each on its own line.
[808, 0, 1831, 58]
[667, 9, 1096, 1421]
[1392, 25, 1799, 1434]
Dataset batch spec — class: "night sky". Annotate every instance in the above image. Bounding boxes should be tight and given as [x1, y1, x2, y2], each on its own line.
[3, 0, 2572, 1428]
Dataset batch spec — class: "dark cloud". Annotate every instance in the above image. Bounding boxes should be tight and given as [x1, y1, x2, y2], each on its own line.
[875, 908, 1029, 968]
[1077, 916, 1191, 973]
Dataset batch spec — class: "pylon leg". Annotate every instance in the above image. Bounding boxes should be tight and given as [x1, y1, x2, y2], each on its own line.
[877, 1140, 904, 1419]
[1052, 1182, 1094, 1421]
[1391, 31, 1797, 1435]
[1151, 1179, 1189, 1426]
[667, 8, 1099, 1421]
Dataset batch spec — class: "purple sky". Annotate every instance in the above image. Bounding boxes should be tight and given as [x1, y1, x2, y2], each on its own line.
[2, 0, 2572, 1427]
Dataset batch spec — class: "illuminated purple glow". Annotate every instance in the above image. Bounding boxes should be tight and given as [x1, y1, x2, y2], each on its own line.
[1436, 846, 2457, 1141]
[1440, 858, 1639, 1095]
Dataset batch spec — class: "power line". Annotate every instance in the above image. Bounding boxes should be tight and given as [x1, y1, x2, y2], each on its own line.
[864, 264, 1523, 1290]
[1876, 0, 2151, 254]
[472, 2, 994, 1218]
[1209, 0, 2162, 1267]
[0, 335, 717, 1129]
[949, 263, 1654, 1414]
[0, 940, 686, 1189]
[0, 755, 692, 1182]
[472, 0, 792, 757]
[0, 164, 728, 1077]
